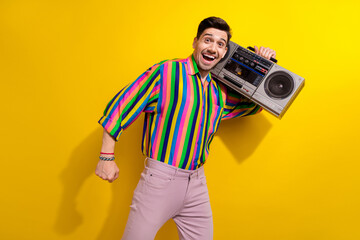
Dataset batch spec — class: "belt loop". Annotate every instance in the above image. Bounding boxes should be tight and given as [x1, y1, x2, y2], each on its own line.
[173, 168, 178, 180]
[144, 157, 148, 168]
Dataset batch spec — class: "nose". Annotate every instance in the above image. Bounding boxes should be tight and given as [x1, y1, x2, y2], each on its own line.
[208, 43, 216, 53]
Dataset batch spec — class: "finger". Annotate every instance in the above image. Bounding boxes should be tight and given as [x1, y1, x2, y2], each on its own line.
[270, 50, 276, 59]
[267, 48, 276, 59]
[107, 172, 116, 183]
[254, 45, 259, 54]
[263, 47, 271, 59]
[261, 47, 270, 58]
[259, 46, 265, 56]
[266, 48, 275, 59]
[108, 176, 116, 183]
[108, 173, 118, 183]
[95, 170, 102, 178]
[259, 47, 266, 58]
[100, 171, 109, 180]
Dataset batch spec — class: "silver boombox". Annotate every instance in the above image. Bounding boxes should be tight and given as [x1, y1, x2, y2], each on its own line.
[211, 41, 305, 119]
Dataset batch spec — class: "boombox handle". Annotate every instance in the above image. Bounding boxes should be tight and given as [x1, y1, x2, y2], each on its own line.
[247, 46, 278, 63]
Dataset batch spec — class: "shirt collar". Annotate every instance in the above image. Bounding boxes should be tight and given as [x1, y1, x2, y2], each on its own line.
[186, 55, 212, 83]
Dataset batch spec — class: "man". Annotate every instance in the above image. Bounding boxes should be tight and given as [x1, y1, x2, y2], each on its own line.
[96, 17, 276, 240]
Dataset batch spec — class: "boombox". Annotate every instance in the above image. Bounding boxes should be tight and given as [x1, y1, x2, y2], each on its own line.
[211, 41, 305, 119]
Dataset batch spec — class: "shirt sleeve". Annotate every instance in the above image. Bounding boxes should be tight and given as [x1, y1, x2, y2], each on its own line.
[219, 82, 263, 120]
[98, 64, 162, 141]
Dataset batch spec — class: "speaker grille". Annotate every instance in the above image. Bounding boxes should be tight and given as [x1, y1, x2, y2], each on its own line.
[265, 71, 294, 99]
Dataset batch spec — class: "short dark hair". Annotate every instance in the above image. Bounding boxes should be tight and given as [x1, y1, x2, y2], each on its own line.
[196, 17, 232, 45]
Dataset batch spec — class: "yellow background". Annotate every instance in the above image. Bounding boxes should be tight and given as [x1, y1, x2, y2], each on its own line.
[1, 0, 359, 239]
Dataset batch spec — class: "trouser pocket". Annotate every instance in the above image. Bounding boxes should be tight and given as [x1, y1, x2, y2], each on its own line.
[144, 167, 172, 190]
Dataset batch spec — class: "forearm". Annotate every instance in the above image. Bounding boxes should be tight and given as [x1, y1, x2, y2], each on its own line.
[96, 129, 119, 183]
[101, 129, 116, 153]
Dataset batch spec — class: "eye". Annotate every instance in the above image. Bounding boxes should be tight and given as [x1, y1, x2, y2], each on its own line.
[204, 38, 210, 43]
[218, 42, 225, 48]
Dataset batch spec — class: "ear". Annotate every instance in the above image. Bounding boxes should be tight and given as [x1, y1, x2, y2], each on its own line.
[192, 37, 197, 49]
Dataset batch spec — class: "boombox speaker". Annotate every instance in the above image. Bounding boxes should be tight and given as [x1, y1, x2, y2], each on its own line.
[211, 41, 305, 119]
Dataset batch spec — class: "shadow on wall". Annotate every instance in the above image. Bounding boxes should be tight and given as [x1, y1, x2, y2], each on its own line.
[217, 113, 272, 163]
[54, 117, 178, 239]
[54, 113, 271, 240]
[54, 128, 103, 236]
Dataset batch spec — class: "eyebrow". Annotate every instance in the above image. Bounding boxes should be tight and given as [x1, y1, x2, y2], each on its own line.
[203, 33, 227, 44]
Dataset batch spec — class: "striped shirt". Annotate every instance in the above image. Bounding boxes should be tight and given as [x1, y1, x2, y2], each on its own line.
[99, 55, 262, 170]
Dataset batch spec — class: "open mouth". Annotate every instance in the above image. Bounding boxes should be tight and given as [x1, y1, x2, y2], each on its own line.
[202, 53, 216, 62]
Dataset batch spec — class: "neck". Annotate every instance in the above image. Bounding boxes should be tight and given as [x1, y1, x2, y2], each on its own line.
[199, 69, 210, 82]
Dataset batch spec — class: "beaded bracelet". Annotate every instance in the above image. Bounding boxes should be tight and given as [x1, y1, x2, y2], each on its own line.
[99, 156, 115, 161]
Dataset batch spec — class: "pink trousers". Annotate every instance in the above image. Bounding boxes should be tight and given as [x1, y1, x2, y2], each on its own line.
[121, 157, 213, 240]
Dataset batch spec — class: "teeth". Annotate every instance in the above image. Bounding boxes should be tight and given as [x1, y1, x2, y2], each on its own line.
[203, 54, 215, 60]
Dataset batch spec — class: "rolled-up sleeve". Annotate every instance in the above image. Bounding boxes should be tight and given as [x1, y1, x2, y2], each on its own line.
[98, 64, 162, 141]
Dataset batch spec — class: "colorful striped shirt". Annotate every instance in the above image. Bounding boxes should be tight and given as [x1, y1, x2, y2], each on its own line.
[99, 55, 262, 170]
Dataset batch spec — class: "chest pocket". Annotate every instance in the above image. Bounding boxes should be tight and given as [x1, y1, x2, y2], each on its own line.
[213, 81, 226, 119]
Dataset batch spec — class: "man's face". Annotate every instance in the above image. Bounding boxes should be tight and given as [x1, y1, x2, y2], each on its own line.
[192, 28, 228, 74]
